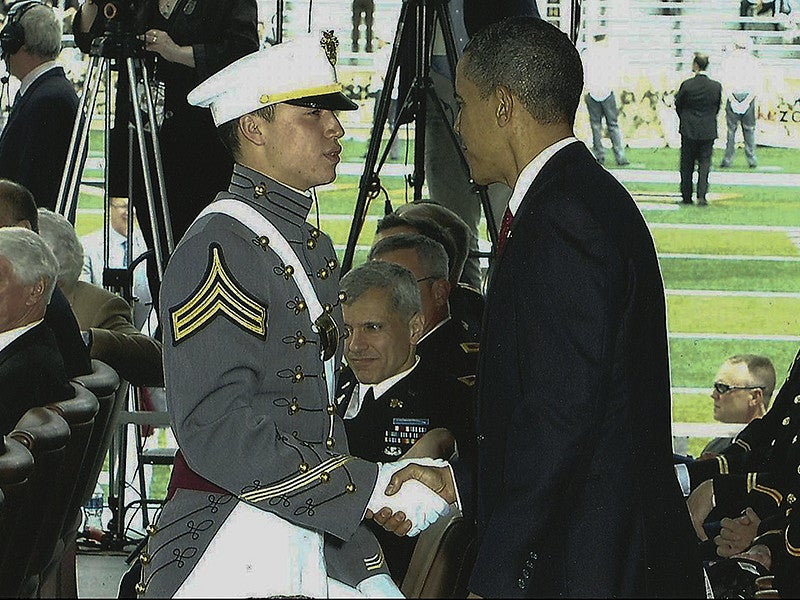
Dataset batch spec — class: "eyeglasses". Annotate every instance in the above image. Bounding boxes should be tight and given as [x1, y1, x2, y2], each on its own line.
[713, 382, 764, 395]
[416, 276, 436, 284]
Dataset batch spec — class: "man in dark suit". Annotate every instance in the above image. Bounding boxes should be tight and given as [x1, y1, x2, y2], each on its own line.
[337, 259, 473, 584]
[675, 52, 722, 206]
[0, 179, 91, 377]
[0, 1, 79, 213]
[0, 226, 74, 433]
[379, 17, 704, 597]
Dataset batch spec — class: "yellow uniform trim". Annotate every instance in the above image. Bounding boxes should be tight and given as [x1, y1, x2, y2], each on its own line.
[258, 83, 343, 106]
[787, 523, 800, 557]
[239, 455, 355, 503]
[734, 438, 751, 452]
[716, 455, 729, 475]
[364, 548, 385, 571]
[171, 245, 267, 343]
[747, 472, 783, 507]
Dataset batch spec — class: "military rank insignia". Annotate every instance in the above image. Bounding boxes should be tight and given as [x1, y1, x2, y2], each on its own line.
[170, 243, 267, 345]
[384, 417, 429, 457]
[320, 30, 338, 66]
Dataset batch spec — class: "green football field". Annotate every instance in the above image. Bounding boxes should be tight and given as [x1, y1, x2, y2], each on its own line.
[75, 142, 800, 461]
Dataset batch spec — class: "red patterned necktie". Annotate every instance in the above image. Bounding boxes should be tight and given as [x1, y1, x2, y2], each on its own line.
[497, 207, 514, 254]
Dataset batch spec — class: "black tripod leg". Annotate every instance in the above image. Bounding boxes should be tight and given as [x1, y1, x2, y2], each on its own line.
[342, 0, 414, 273]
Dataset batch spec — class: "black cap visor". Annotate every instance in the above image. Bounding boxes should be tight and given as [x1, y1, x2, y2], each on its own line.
[285, 91, 358, 111]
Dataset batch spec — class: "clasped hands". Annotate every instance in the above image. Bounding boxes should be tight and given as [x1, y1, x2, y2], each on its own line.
[365, 457, 457, 537]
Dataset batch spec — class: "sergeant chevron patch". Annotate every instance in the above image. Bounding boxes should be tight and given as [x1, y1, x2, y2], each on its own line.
[364, 548, 385, 571]
[170, 243, 267, 344]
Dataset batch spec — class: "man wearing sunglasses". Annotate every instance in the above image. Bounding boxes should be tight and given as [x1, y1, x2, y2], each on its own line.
[703, 354, 776, 455]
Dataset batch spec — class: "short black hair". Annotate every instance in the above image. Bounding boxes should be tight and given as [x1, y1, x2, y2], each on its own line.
[0, 179, 38, 232]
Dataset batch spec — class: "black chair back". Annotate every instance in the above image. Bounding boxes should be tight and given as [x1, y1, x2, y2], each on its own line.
[0, 408, 70, 597]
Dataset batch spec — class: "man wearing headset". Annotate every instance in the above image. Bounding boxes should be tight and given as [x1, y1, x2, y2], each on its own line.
[0, 0, 78, 213]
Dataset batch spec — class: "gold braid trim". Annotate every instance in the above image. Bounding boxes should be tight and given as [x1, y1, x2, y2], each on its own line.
[787, 523, 800, 557]
[716, 454, 730, 475]
[240, 455, 354, 503]
[747, 472, 783, 507]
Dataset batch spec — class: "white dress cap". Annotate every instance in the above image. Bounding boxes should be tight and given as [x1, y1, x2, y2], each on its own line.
[188, 31, 358, 127]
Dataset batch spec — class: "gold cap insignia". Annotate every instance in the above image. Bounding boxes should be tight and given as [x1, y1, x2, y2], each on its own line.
[320, 30, 338, 66]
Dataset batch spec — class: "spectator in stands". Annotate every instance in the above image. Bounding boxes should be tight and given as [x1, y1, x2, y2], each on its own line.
[72, 0, 259, 301]
[581, 33, 630, 167]
[80, 197, 152, 330]
[0, 0, 78, 213]
[702, 354, 776, 454]
[740, 0, 777, 29]
[680, 347, 800, 560]
[0, 178, 90, 377]
[719, 35, 761, 169]
[374, 212, 482, 340]
[675, 52, 722, 206]
[369, 233, 478, 385]
[37, 208, 163, 387]
[0, 226, 74, 434]
[336, 259, 473, 584]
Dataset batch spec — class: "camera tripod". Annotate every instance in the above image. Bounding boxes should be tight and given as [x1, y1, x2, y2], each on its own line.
[56, 16, 173, 552]
[341, 0, 498, 274]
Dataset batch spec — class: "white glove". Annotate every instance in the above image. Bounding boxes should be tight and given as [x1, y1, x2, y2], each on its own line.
[367, 458, 451, 537]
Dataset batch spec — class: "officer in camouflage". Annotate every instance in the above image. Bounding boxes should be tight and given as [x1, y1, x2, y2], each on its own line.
[139, 33, 453, 598]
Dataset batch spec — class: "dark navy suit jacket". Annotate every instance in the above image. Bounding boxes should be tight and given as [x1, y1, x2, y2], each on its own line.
[469, 141, 704, 597]
[0, 322, 74, 434]
[0, 67, 78, 211]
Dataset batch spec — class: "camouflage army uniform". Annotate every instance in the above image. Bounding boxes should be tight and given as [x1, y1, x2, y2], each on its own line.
[139, 164, 390, 596]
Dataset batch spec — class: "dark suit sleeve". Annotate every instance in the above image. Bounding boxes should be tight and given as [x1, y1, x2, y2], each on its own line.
[45, 288, 92, 378]
[470, 200, 626, 592]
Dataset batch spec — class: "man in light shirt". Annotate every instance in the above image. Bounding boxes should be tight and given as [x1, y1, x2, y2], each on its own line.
[719, 36, 761, 169]
[581, 33, 630, 166]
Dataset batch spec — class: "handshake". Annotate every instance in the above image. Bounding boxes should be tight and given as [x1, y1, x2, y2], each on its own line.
[365, 457, 458, 537]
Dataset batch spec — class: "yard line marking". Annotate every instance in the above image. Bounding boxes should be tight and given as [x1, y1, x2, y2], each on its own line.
[666, 289, 800, 298]
[669, 333, 800, 341]
[660, 253, 800, 262]
[649, 222, 800, 232]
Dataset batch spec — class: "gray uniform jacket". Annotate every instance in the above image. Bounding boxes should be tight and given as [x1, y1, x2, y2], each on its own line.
[139, 165, 389, 596]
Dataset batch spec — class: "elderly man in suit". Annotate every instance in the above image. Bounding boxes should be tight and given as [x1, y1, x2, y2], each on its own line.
[675, 52, 722, 206]
[381, 17, 704, 597]
[0, 226, 74, 433]
[0, 179, 90, 377]
[0, 1, 78, 213]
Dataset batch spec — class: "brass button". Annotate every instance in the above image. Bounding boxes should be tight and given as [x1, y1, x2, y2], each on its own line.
[328, 258, 338, 270]
[306, 237, 317, 250]
[135, 582, 147, 594]
[310, 228, 320, 239]
[320, 472, 331, 483]
[318, 268, 329, 280]
[254, 184, 267, 197]
[146, 524, 158, 535]
[296, 300, 307, 312]
[323, 304, 332, 313]
[346, 483, 357, 493]
[797, 465, 800, 475]
[794, 395, 800, 404]
[517, 578, 526, 589]
[327, 404, 336, 415]
[299, 462, 310, 473]
[289, 402, 299, 415]
[293, 371, 304, 382]
[139, 552, 151, 565]
[788, 493, 796, 504]
[783, 417, 791, 426]
[284, 265, 295, 277]
[338, 291, 347, 302]
[326, 437, 335, 449]
[296, 335, 306, 346]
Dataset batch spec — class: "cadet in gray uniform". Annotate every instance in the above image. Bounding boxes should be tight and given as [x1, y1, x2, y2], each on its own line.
[138, 34, 453, 598]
